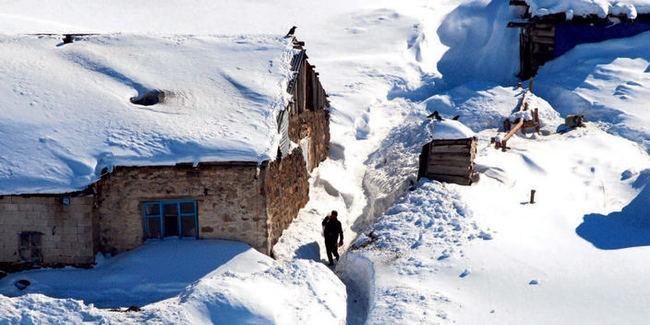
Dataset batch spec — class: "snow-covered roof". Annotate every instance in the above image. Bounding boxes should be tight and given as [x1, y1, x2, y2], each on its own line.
[431, 120, 476, 140]
[524, 0, 650, 19]
[0, 34, 296, 194]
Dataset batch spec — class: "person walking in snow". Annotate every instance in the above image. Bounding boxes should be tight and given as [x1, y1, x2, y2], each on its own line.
[322, 210, 344, 266]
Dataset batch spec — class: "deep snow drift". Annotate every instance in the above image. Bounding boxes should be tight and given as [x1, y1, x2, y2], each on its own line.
[351, 110, 650, 324]
[0, 240, 346, 324]
[340, 0, 650, 319]
[0, 34, 294, 195]
[535, 31, 650, 151]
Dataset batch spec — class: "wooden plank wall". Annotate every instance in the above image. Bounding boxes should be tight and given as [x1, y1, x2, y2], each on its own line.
[288, 50, 329, 115]
[418, 138, 478, 186]
[520, 23, 556, 79]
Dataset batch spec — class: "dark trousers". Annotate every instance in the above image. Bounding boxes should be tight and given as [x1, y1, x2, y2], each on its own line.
[325, 238, 339, 265]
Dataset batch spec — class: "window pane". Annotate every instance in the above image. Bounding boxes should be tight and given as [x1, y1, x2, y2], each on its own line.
[164, 204, 178, 216]
[164, 215, 179, 237]
[181, 216, 197, 237]
[180, 202, 195, 214]
[144, 203, 160, 216]
[146, 218, 161, 239]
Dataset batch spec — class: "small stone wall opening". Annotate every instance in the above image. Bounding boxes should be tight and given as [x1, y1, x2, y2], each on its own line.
[130, 89, 165, 106]
[18, 231, 43, 264]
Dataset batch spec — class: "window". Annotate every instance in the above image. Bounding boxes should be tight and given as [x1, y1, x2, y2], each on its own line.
[143, 200, 198, 239]
[18, 231, 43, 264]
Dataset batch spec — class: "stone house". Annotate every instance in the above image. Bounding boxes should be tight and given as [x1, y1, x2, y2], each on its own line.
[509, 0, 650, 78]
[0, 34, 329, 270]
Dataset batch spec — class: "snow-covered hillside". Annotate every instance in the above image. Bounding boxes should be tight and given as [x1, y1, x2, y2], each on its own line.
[2, 0, 650, 324]
[536, 32, 650, 151]
[338, 0, 650, 323]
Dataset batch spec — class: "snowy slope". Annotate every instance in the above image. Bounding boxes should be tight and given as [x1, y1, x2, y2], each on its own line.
[0, 240, 346, 324]
[535, 31, 650, 151]
[334, 0, 650, 320]
[4, 0, 650, 324]
[0, 34, 294, 195]
[349, 107, 650, 324]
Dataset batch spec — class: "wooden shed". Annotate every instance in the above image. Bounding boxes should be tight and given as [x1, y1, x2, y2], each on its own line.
[418, 137, 479, 186]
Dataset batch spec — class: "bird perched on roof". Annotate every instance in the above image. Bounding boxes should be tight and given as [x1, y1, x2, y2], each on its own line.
[427, 110, 443, 121]
[62, 34, 74, 44]
[285, 26, 297, 38]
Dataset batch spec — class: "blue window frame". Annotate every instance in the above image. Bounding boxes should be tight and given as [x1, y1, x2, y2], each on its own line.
[142, 200, 198, 239]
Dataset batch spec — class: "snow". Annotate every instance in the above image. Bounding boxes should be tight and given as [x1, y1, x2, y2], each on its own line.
[329, 1, 650, 318]
[0, 0, 441, 323]
[350, 119, 650, 324]
[0, 240, 346, 324]
[3, 0, 650, 324]
[0, 34, 295, 195]
[535, 31, 650, 151]
[524, 0, 650, 18]
[431, 119, 476, 140]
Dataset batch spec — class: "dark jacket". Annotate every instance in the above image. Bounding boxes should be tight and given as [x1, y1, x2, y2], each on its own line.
[323, 218, 343, 242]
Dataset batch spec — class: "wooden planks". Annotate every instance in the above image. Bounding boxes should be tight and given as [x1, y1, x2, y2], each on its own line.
[419, 137, 478, 186]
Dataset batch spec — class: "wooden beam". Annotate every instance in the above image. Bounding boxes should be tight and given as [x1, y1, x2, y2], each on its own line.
[430, 145, 475, 154]
[426, 174, 473, 186]
[427, 165, 472, 177]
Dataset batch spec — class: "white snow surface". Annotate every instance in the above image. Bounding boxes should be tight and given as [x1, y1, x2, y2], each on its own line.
[0, 240, 346, 324]
[431, 119, 476, 140]
[352, 115, 650, 324]
[0, 34, 294, 194]
[0, 0, 444, 323]
[4, 0, 650, 324]
[524, 0, 650, 18]
[536, 31, 650, 151]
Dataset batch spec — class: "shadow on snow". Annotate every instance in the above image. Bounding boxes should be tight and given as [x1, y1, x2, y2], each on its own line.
[0, 239, 249, 308]
[576, 170, 650, 250]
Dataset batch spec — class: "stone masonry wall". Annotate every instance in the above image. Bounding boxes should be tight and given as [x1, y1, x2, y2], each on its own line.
[263, 148, 310, 253]
[95, 163, 269, 255]
[0, 195, 94, 267]
[289, 109, 330, 171]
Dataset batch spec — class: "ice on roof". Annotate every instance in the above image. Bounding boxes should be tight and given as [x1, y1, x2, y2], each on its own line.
[0, 34, 296, 194]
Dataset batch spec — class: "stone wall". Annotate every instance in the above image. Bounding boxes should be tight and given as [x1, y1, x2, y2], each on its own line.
[94, 163, 269, 255]
[289, 108, 330, 171]
[0, 195, 94, 267]
[263, 148, 310, 253]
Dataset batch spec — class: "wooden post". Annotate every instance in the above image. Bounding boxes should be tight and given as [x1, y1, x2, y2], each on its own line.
[530, 189, 536, 204]
[500, 119, 524, 151]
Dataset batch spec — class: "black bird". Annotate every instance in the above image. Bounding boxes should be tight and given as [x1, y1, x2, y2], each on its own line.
[285, 26, 297, 38]
[452, 115, 460, 120]
[427, 110, 443, 121]
[62, 34, 74, 44]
